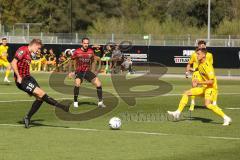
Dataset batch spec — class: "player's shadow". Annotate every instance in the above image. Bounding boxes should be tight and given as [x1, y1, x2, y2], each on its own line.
[17, 119, 69, 128]
[187, 117, 213, 123]
[185, 117, 222, 124]
[78, 101, 97, 106]
[178, 106, 222, 124]
[0, 83, 11, 86]
[191, 105, 207, 109]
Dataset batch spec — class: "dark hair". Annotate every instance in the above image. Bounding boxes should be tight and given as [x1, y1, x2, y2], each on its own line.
[29, 39, 42, 46]
[1, 37, 7, 41]
[197, 40, 206, 46]
[196, 48, 207, 54]
[82, 37, 89, 42]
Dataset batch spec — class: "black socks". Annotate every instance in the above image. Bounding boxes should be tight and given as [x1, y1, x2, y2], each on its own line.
[73, 86, 102, 102]
[74, 86, 79, 102]
[42, 94, 69, 112]
[42, 94, 58, 106]
[26, 100, 43, 119]
[96, 86, 103, 101]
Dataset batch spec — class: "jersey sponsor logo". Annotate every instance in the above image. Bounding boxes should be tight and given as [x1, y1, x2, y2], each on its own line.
[78, 57, 90, 62]
[23, 59, 31, 65]
[17, 50, 24, 56]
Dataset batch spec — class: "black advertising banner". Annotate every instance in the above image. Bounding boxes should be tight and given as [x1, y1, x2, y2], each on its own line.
[148, 46, 240, 68]
[7, 44, 240, 68]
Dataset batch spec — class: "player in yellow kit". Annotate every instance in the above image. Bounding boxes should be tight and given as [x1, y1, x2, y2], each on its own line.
[168, 48, 232, 126]
[0, 37, 11, 83]
[186, 40, 216, 111]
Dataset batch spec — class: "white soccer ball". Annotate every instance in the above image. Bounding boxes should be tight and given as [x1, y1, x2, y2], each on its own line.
[109, 117, 121, 129]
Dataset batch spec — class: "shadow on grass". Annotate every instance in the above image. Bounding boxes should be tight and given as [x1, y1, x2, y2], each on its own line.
[178, 116, 222, 124]
[189, 105, 207, 109]
[78, 101, 97, 106]
[17, 119, 69, 128]
[0, 83, 12, 86]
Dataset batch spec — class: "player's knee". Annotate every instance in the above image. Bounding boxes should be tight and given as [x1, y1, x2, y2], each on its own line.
[6, 65, 11, 70]
[36, 97, 42, 101]
[75, 79, 81, 87]
[184, 91, 191, 96]
[96, 81, 101, 87]
[34, 87, 45, 98]
[75, 82, 81, 87]
[205, 100, 211, 107]
[92, 78, 101, 87]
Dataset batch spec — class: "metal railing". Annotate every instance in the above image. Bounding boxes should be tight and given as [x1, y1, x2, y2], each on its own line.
[1, 32, 240, 47]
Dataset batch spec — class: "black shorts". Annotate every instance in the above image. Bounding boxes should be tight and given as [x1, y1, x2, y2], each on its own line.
[75, 71, 96, 82]
[16, 76, 40, 95]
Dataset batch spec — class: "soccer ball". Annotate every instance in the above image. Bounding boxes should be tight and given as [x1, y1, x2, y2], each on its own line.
[109, 117, 121, 129]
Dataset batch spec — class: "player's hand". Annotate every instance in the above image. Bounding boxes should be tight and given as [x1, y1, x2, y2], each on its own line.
[185, 72, 189, 78]
[68, 72, 75, 79]
[189, 68, 195, 72]
[17, 76, 22, 84]
[192, 80, 198, 87]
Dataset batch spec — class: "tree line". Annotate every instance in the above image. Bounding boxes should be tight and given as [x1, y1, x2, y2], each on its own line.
[0, 0, 240, 35]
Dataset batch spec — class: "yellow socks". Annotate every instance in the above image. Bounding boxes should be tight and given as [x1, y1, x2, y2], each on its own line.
[177, 94, 189, 112]
[5, 69, 10, 78]
[189, 96, 195, 111]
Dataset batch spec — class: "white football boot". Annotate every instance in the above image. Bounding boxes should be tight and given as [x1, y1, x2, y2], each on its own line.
[167, 110, 181, 120]
[223, 116, 232, 126]
[4, 77, 11, 83]
[73, 101, 79, 108]
[98, 101, 106, 108]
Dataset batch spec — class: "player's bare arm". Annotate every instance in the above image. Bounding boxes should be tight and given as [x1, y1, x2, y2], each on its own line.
[11, 58, 22, 83]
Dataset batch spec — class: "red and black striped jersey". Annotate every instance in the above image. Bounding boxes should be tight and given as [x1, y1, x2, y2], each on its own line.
[14, 46, 31, 79]
[72, 48, 94, 72]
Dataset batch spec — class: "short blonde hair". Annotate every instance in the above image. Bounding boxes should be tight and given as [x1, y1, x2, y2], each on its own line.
[29, 39, 42, 46]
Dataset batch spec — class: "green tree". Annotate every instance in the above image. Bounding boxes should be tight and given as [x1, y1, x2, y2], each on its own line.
[167, 0, 233, 28]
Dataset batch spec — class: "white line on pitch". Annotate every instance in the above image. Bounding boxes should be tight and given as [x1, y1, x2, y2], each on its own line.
[0, 123, 239, 141]
[207, 136, 240, 140]
[226, 108, 240, 110]
[0, 92, 240, 103]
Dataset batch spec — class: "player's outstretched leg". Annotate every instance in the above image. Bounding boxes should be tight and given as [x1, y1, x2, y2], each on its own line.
[168, 92, 189, 120]
[34, 87, 70, 112]
[91, 77, 106, 108]
[205, 101, 232, 126]
[22, 84, 69, 129]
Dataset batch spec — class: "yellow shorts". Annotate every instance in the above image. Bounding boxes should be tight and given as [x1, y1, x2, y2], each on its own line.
[190, 87, 217, 102]
[190, 87, 205, 96]
[192, 71, 203, 82]
[205, 88, 218, 102]
[0, 60, 10, 67]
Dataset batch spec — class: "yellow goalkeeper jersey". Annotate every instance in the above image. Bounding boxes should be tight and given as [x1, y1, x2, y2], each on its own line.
[189, 51, 213, 70]
[0, 45, 9, 61]
[198, 60, 218, 90]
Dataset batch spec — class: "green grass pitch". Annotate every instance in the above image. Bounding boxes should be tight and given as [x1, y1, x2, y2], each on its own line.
[0, 71, 240, 160]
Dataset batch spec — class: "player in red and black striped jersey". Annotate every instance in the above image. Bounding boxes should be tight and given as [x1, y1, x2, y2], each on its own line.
[69, 38, 106, 108]
[11, 39, 70, 128]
